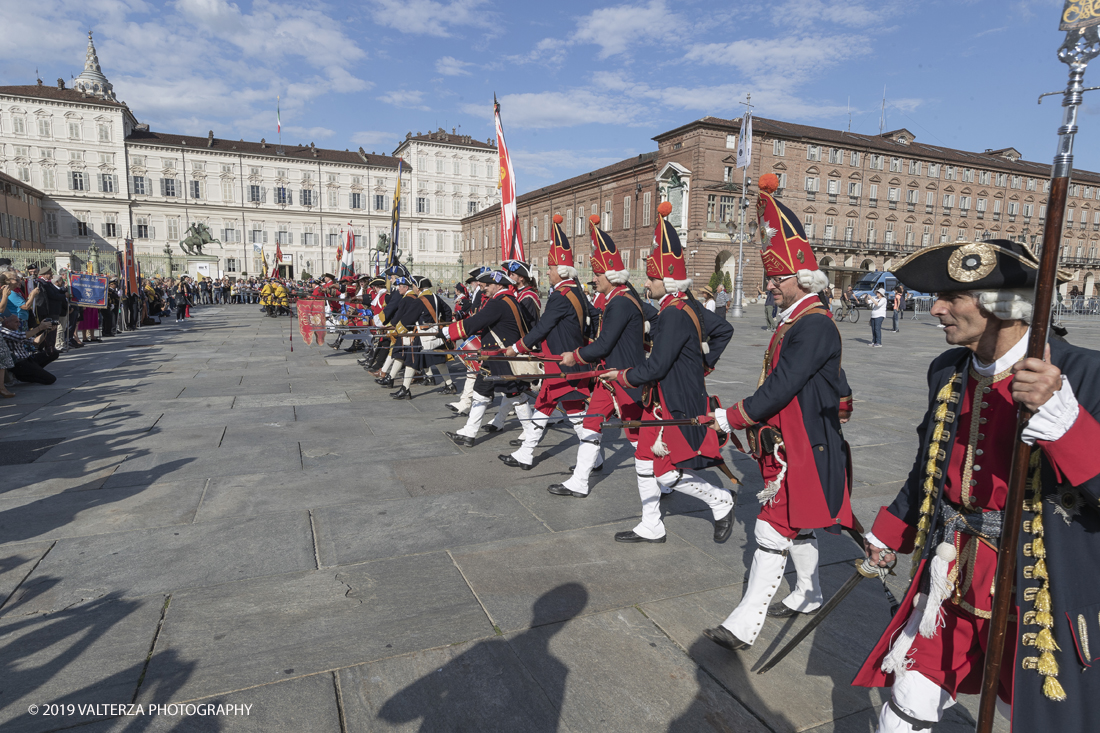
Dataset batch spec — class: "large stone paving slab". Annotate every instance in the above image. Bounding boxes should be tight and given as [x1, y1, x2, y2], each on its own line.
[0, 479, 207, 546]
[1, 455, 129, 500]
[103, 443, 303, 487]
[450, 522, 735, 632]
[137, 553, 493, 703]
[79, 671, 344, 732]
[6, 512, 315, 614]
[194, 464, 408, 521]
[0, 594, 165, 733]
[0, 541, 53, 608]
[311, 488, 548, 567]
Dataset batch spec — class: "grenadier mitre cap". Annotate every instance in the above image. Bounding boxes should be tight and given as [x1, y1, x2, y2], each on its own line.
[756, 174, 817, 277]
[549, 214, 575, 268]
[646, 201, 687, 281]
[892, 239, 1066, 293]
[588, 214, 625, 274]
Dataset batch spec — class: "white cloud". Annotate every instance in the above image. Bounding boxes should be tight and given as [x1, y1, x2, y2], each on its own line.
[463, 90, 647, 129]
[888, 98, 924, 113]
[368, 0, 491, 37]
[683, 35, 871, 80]
[572, 0, 685, 58]
[771, 0, 901, 31]
[378, 90, 430, 110]
[282, 126, 336, 140]
[435, 56, 474, 76]
[352, 130, 398, 147]
[504, 37, 567, 67]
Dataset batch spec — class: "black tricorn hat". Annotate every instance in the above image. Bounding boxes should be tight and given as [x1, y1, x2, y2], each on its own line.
[893, 239, 1058, 293]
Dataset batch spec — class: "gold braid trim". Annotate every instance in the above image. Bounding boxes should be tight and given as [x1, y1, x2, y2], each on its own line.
[1021, 448, 1066, 702]
[911, 373, 962, 578]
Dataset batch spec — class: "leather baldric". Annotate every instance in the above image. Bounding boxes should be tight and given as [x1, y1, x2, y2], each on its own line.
[562, 285, 585, 331]
[419, 294, 438, 324]
[759, 303, 830, 387]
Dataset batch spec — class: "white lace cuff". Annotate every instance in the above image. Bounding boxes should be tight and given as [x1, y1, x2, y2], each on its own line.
[864, 530, 891, 553]
[715, 407, 732, 434]
[1022, 375, 1079, 445]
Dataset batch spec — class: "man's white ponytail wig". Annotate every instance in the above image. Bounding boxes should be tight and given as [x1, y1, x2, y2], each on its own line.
[605, 269, 630, 285]
[796, 269, 829, 294]
[664, 277, 693, 293]
[974, 288, 1033, 323]
[557, 265, 578, 280]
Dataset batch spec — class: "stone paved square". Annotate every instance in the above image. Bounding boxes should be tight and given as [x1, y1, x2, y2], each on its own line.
[4, 304, 1095, 732]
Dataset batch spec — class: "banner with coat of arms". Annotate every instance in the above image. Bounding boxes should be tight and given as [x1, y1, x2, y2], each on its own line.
[297, 299, 326, 346]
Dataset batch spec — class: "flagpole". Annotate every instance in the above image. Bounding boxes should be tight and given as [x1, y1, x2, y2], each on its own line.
[731, 94, 754, 319]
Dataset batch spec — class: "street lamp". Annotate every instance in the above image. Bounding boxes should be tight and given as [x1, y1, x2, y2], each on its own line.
[982, 229, 991, 240]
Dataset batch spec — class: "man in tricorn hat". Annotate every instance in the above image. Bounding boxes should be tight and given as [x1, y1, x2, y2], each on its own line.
[555, 214, 657, 496]
[499, 215, 590, 470]
[446, 266, 495, 415]
[603, 201, 736, 544]
[703, 174, 855, 652]
[852, 239, 1100, 731]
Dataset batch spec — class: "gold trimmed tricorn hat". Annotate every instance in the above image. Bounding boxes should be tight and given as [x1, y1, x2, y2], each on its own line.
[892, 239, 1065, 293]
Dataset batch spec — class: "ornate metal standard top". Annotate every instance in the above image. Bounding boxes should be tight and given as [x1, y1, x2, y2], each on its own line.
[71, 31, 116, 101]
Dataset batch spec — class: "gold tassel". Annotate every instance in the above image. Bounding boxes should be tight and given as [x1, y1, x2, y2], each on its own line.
[1038, 651, 1059, 675]
[1043, 675, 1067, 702]
[1035, 628, 1060, 652]
[1035, 587, 1052, 612]
[1035, 610, 1054, 629]
[1031, 513, 1043, 535]
[1033, 559, 1048, 581]
[1032, 537, 1046, 558]
[919, 495, 932, 514]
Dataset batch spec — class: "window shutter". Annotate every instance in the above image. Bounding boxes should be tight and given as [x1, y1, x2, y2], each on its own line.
[151, 227, 156, 239]
[71, 219, 78, 236]
[112, 174, 119, 193]
[262, 187, 267, 203]
[263, 230, 268, 243]
[160, 178, 166, 196]
[128, 175, 134, 194]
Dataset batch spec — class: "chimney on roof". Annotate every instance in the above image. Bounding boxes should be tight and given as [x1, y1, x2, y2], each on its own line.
[406, 132, 411, 140]
[261, 138, 266, 148]
[357, 147, 369, 163]
[452, 127, 456, 134]
[207, 130, 214, 148]
[57, 78, 65, 89]
[310, 141, 317, 157]
[36, 77, 43, 86]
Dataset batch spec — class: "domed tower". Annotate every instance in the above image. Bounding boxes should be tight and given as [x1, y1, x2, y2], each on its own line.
[71, 31, 116, 101]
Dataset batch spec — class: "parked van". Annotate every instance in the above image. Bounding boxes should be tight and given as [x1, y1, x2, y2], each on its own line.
[850, 271, 930, 310]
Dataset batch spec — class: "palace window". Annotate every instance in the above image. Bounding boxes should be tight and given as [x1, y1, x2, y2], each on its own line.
[190, 180, 201, 199]
[350, 192, 363, 209]
[772, 140, 785, 156]
[136, 216, 150, 239]
[104, 213, 117, 237]
[70, 171, 86, 191]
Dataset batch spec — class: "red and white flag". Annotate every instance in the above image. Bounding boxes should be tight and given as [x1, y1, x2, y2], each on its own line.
[495, 96, 524, 262]
[342, 226, 356, 277]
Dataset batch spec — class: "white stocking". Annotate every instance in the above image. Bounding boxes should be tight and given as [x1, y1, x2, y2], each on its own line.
[458, 392, 492, 438]
[562, 426, 601, 495]
[656, 469, 734, 520]
[631, 459, 666, 539]
[782, 533, 823, 612]
[875, 671, 955, 733]
[512, 409, 551, 465]
[720, 519, 791, 645]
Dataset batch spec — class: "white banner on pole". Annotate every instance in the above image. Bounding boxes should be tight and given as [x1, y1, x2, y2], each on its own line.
[736, 111, 753, 169]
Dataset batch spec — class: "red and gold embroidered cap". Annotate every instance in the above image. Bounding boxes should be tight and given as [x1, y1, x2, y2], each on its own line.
[646, 201, 687, 281]
[756, 174, 817, 277]
[588, 214, 625, 274]
[549, 214, 575, 268]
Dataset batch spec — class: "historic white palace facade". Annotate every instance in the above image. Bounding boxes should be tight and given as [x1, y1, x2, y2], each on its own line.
[0, 33, 499, 278]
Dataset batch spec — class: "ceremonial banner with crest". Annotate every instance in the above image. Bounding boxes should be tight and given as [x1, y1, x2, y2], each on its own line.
[123, 238, 138, 296]
[389, 160, 403, 268]
[1061, 0, 1100, 30]
[495, 97, 524, 261]
[737, 111, 753, 169]
[297, 299, 326, 346]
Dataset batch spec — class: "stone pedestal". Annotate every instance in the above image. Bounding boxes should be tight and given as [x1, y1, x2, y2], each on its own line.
[186, 255, 219, 280]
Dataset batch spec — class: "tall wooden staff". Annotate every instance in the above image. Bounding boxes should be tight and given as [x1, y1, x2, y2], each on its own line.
[976, 10, 1100, 732]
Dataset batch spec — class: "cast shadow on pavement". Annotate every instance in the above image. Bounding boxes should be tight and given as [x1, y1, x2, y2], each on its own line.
[377, 583, 589, 733]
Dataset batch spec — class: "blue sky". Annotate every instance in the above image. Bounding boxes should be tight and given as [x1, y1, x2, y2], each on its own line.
[2, 0, 1096, 193]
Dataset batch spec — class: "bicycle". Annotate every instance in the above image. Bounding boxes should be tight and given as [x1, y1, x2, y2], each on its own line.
[833, 302, 860, 323]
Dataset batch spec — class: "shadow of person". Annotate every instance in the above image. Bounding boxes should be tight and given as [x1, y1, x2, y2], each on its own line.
[376, 583, 588, 732]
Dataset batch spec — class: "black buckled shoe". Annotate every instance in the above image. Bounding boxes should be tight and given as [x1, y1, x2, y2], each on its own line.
[713, 510, 734, 543]
[767, 603, 820, 619]
[548, 484, 588, 498]
[482, 424, 503, 433]
[391, 386, 412, 400]
[498, 454, 533, 470]
[440, 383, 458, 395]
[375, 376, 394, 388]
[445, 432, 475, 448]
[568, 463, 603, 473]
[614, 530, 666, 543]
[703, 626, 749, 652]
[509, 438, 524, 447]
